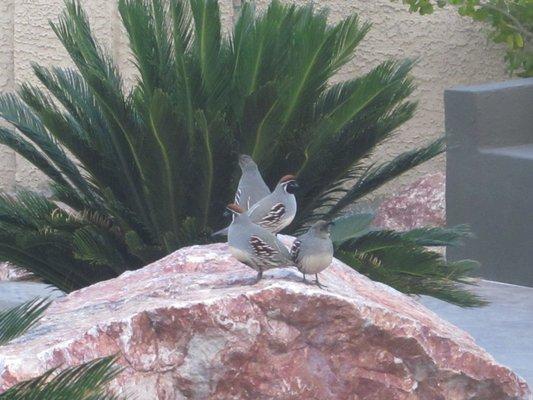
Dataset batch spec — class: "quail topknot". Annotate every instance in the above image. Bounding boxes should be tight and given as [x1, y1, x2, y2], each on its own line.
[235, 154, 270, 211]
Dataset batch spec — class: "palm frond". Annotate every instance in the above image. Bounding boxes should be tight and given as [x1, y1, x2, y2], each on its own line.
[0, 298, 51, 346]
[0, 128, 68, 186]
[30, 65, 124, 197]
[170, 0, 196, 139]
[293, 60, 417, 225]
[189, 0, 226, 109]
[400, 225, 473, 247]
[0, 191, 120, 291]
[119, 0, 174, 99]
[0, 94, 87, 195]
[326, 137, 445, 218]
[51, 0, 154, 232]
[338, 230, 486, 307]
[0, 356, 121, 400]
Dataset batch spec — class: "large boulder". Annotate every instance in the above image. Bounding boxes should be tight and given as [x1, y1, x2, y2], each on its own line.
[0, 240, 529, 400]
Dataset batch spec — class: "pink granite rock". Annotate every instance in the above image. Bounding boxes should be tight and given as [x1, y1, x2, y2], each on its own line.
[0, 239, 529, 400]
[374, 172, 445, 231]
[0, 262, 31, 281]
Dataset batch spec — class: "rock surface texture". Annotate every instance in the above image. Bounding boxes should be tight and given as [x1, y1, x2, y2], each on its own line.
[0, 262, 31, 281]
[0, 240, 529, 400]
[374, 172, 445, 231]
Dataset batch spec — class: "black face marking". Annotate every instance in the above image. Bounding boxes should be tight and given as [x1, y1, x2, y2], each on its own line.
[259, 203, 286, 227]
[284, 180, 299, 194]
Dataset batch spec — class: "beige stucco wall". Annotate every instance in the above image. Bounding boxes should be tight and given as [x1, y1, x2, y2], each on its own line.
[0, 0, 508, 194]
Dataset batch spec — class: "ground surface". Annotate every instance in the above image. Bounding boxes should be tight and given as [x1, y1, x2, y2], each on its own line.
[0, 279, 531, 387]
[420, 280, 533, 386]
[0, 282, 63, 310]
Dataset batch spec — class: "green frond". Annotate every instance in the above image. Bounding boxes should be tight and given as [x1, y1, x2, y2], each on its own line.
[17, 84, 99, 202]
[119, 0, 175, 98]
[170, 0, 196, 141]
[52, 0, 154, 232]
[327, 137, 445, 217]
[0, 94, 87, 194]
[191, 110, 214, 230]
[0, 192, 120, 291]
[0, 298, 51, 345]
[0, 356, 121, 400]
[30, 65, 113, 152]
[337, 230, 487, 307]
[294, 60, 417, 225]
[330, 15, 371, 70]
[401, 225, 473, 247]
[0, 127, 68, 186]
[72, 226, 128, 272]
[30, 65, 124, 197]
[145, 89, 183, 237]
[189, 0, 225, 104]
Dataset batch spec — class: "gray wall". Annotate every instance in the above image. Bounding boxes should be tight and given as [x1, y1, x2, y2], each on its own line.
[446, 78, 533, 286]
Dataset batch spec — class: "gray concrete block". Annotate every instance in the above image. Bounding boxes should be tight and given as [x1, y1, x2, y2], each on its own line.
[445, 78, 533, 148]
[446, 78, 533, 286]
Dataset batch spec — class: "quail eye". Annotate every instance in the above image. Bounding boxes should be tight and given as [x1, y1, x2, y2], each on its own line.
[286, 181, 299, 194]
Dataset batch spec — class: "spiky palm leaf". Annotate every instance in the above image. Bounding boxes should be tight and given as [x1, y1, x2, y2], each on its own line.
[0, 298, 50, 345]
[0, 0, 482, 305]
[0, 356, 121, 400]
[337, 228, 486, 307]
[0, 300, 120, 399]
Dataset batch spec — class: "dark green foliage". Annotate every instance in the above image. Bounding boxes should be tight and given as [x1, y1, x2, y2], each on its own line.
[337, 229, 486, 307]
[0, 298, 51, 345]
[0, 356, 121, 400]
[400, 224, 473, 246]
[0, 0, 483, 305]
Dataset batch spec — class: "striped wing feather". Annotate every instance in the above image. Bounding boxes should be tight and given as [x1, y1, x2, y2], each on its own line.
[235, 188, 242, 206]
[259, 203, 285, 228]
[250, 235, 280, 263]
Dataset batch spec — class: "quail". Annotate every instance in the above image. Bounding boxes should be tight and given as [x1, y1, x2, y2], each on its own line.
[226, 203, 292, 282]
[235, 154, 270, 211]
[247, 174, 298, 232]
[291, 220, 334, 288]
[214, 174, 299, 236]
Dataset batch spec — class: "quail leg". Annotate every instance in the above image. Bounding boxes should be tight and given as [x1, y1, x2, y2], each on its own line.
[315, 274, 327, 289]
[302, 273, 308, 284]
[255, 269, 263, 283]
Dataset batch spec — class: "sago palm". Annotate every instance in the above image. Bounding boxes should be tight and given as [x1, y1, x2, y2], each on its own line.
[0, 299, 120, 399]
[0, 0, 484, 306]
